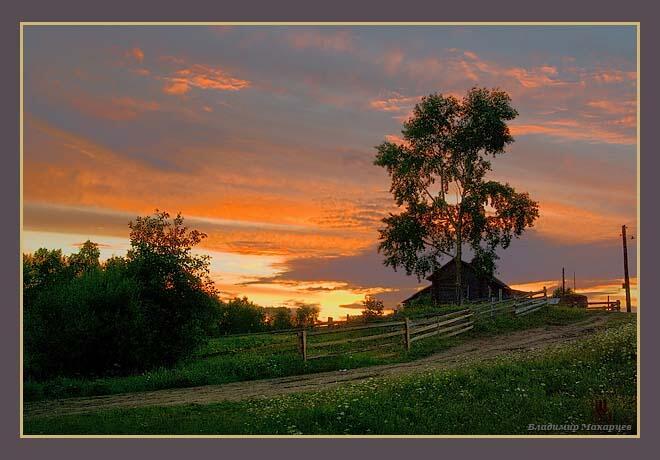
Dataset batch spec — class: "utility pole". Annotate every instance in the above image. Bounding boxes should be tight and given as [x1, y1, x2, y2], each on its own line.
[562, 267, 565, 295]
[621, 225, 632, 313]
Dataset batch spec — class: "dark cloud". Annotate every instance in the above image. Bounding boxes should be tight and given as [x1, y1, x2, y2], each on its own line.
[339, 302, 364, 310]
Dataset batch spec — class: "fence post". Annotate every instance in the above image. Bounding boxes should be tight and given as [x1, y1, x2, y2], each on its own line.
[543, 286, 547, 299]
[328, 317, 333, 328]
[404, 318, 411, 351]
[298, 330, 307, 361]
[499, 288, 502, 302]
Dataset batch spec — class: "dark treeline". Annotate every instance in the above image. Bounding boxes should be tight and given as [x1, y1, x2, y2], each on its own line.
[23, 211, 319, 381]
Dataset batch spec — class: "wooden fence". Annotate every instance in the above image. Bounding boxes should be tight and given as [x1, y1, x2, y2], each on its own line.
[588, 298, 621, 311]
[297, 289, 554, 360]
[469, 287, 549, 319]
[299, 309, 474, 361]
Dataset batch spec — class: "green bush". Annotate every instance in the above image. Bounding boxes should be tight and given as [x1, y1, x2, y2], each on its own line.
[23, 211, 221, 380]
[217, 297, 267, 334]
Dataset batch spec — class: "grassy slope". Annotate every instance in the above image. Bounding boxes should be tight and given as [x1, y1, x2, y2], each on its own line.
[24, 317, 636, 435]
[25, 307, 594, 401]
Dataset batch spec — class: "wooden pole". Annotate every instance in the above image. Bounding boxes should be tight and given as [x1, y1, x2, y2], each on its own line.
[404, 318, 411, 351]
[622, 225, 632, 313]
[298, 330, 307, 361]
[543, 286, 547, 299]
[499, 288, 502, 302]
[562, 267, 565, 295]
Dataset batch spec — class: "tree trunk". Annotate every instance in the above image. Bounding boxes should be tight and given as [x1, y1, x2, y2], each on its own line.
[455, 217, 463, 306]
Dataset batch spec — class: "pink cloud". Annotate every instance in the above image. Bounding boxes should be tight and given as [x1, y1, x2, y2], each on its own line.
[161, 62, 250, 95]
[369, 92, 420, 113]
[70, 94, 160, 121]
[510, 119, 636, 145]
[125, 47, 144, 63]
[592, 70, 636, 84]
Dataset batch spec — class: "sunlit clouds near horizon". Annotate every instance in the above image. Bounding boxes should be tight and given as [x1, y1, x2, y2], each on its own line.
[22, 25, 638, 318]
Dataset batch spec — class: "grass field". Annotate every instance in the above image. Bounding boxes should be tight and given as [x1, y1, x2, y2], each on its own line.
[24, 306, 593, 402]
[24, 317, 636, 435]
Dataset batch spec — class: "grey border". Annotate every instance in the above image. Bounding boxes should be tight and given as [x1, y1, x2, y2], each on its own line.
[3, 0, 657, 457]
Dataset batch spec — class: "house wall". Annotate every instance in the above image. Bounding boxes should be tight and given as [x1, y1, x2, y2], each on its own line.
[429, 261, 512, 304]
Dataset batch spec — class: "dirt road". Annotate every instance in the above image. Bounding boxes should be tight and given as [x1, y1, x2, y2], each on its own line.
[25, 315, 607, 418]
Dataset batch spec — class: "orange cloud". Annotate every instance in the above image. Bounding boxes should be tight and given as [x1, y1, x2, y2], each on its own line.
[458, 50, 566, 90]
[162, 80, 190, 95]
[369, 92, 420, 113]
[160, 63, 250, 95]
[510, 119, 636, 145]
[592, 70, 636, 84]
[533, 200, 634, 244]
[384, 134, 406, 144]
[23, 117, 381, 258]
[125, 47, 144, 63]
[69, 94, 161, 121]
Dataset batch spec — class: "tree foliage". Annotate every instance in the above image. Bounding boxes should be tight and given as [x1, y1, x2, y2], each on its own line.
[294, 303, 320, 328]
[375, 88, 539, 303]
[552, 286, 574, 298]
[217, 297, 266, 334]
[361, 295, 385, 321]
[267, 307, 295, 330]
[24, 211, 220, 379]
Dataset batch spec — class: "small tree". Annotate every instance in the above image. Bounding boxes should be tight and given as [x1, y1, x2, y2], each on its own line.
[294, 303, 320, 328]
[362, 295, 385, 321]
[126, 210, 219, 365]
[375, 88, 539, 304]
[271, 307, 294, 330]
[552, 286, 574, 298]
[23, 248, 66, 292]
[218, 297, 266, 334]
[67, 240, 101, 275]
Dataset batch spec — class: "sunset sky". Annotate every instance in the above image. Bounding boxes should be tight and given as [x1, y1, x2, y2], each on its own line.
[22, 25, 638, 319]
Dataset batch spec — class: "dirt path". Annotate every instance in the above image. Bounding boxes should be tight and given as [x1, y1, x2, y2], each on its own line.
[25, 315, 607, 419]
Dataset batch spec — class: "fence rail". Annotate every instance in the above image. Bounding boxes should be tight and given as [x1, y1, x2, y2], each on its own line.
[297, 289, 555, 360]
[468, 287, 550, 319]
[587, 299, 621, 311]
[218, 285, 603, 362]
[300, 309, 475, 361]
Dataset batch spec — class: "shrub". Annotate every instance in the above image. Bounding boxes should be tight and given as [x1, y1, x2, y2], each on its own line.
[362, 295, 385, 321]
[217, 297, 267, 334]
[23, 211, 221, 379]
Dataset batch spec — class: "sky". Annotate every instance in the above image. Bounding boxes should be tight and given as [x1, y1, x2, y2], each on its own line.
[22, 25, 638, 319]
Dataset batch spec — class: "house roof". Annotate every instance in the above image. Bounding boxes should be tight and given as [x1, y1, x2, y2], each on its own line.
[426, 258, 509, 288]
[401, 259, 510, 305]
[401, 285, 433, 305]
